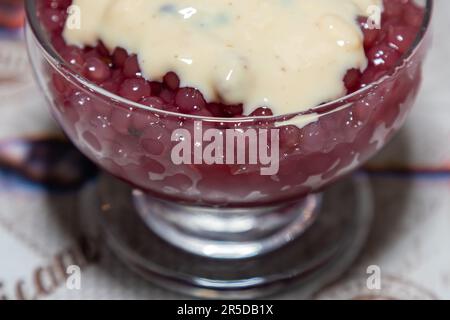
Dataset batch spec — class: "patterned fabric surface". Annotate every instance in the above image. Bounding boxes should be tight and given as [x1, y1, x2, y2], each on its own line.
[0, 1, 448, 300]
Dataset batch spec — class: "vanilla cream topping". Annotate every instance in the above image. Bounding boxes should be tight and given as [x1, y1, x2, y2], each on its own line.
[64, 0, 382, 115]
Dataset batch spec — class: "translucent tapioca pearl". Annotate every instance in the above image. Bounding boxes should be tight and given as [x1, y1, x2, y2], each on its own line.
[89, 98, 113, 117]
[52, 72, 69, 95]
[344, 69, 362, 92]
[68, 90, 94, 111]
[181, 117, 217, 139]
[80, 48, 97, 61]
[60, 47, 85, 71]
[350, 102, 373, 127]
[279, 125, 302, 151]
[123, 55, 142, 78]
[384, 0, 404, 18]
[222, 104, 244, 117]
[137, 156, 166, 175]
[367, 43, 401, 70]
[207, 102, 244, 119]
[112, 47, 129, 68]
[320, 110, 349, 134]
[161, 104, 182, 115]
[139, 96, 165, 109]
[298, 122, 326, 154]
[140, 125, 171, 146]
[104, 135, 141, 166]
[163, 72, 180, 91]
[403, 4, 425, 28]
[95, 41, 110, 57]
[388, 26, 417, 54]
[339, 110, 366, 143]
[111, 108, 133, 135]
[131, 109, 161, 133]
[50, 34, 68, 52]
[320, 113, 350, 149]
[360, 65, 387, 87]
[161, 116, 186, 136]
[250, 107, 274, 117]
[381, 11, 404, 29]
[141, 138, 165, 156]
[206, 103, 227, 117]
[88, 116, 116, 141]
[80, 96, 112, 119]
[149, 81, 163, 96]
[205, 103, 244, 118]
[40, 8, 66, 32]
[358, 18, 380, 49]
[37, 0, 49, 9]
[60, 105, 80, 136]
[42, 0, 72, 10]
[119, 78, 151, 102]
[175, 88, 206, 113]
[131, 97, 164, 134]
[111, 69, 125, 84]
[248, 107, 275, 127]
[99, 80, 120, 95]
[159, 89, 176, 104]
[84, 57, 111, 83]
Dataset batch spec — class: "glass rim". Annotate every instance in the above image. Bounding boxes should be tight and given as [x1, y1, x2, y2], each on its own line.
[25, 0, 434, 122]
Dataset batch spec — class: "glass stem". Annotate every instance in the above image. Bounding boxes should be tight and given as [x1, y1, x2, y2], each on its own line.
[133, 191, 321, 259]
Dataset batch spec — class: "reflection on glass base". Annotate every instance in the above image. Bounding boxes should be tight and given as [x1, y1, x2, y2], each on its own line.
[88, 173, 373, 299]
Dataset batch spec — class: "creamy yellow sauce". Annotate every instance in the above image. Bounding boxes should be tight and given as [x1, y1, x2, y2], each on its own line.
[64, 0, 382, 115]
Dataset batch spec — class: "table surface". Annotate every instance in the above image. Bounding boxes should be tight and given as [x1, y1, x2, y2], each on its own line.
[0, 1, 448, 300]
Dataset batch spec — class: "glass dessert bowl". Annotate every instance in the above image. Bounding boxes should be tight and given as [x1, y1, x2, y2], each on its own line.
[26, 0, 432, 298]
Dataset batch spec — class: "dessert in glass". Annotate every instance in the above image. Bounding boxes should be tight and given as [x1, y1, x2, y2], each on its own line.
[25, 0, 432, 298]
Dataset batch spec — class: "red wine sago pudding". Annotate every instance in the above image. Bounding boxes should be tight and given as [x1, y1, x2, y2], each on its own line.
[36, 0, 426, 206]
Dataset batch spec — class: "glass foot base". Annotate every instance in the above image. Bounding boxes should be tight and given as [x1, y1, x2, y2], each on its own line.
[86, 173, 373, 299]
